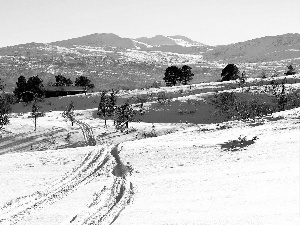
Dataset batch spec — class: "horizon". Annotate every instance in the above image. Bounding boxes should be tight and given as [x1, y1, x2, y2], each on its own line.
[0, 0, 299, 48]
[1, 32, 300, 48]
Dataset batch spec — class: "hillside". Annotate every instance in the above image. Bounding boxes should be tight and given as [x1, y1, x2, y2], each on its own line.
[0, 33, 299, 92]
[203, 33, 300, 63]
[1, 75, 300, 224]
[50, 33, 136, 49]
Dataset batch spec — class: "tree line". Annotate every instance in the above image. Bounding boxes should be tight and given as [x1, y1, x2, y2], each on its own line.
[0, 63, 298, 133]
[163, 64, 297, 85]
[14, 74, 94, 102]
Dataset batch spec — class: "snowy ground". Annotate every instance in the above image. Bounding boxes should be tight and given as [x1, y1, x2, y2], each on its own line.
[0, 76, 300, 224]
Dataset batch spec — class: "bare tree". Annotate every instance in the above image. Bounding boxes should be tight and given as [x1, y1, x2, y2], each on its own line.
[31, 100, 40, 131]
[62, 101, 75, 126]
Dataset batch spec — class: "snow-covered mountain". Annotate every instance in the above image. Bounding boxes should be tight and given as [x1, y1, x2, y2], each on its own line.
[135, 35, 207, 47]
[49, 33, 210, 53]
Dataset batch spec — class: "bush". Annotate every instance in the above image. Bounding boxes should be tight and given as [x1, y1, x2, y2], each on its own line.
[266, 78, 300, 111]
[140, 125, 157, 138]
[284, 65, 296, 75]
[126, 93, 153, 105]
[156, 91, 171, 105]
[151, 81, 161, 88]
[211, 91, 274, 121]
[221, 136, 258, 151]
[0, 92, 12, 130]
[178, 108, 196, 115]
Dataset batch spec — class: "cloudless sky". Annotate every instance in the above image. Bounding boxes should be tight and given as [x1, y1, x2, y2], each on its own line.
[0, 0, 299, 47]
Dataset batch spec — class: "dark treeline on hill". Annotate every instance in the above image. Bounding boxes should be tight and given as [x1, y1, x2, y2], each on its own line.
[13, 75, 94, 102]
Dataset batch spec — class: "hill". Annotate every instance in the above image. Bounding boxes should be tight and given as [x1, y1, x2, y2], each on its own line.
[0, 74, 299, 224]
[203, 33, 300, 63]
[50, 33, 136, 49]
[0, 33, 299, 92]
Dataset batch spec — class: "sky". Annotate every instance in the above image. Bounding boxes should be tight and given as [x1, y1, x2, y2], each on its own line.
[0, 0, 299, 47]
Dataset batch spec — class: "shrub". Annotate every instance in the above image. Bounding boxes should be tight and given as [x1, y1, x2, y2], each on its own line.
[211, 91, 273, 121]
[126, 93, 152, 105]
[156, 91, 171, 105]
[221, 136, 258, 151]
[266, 78, 300, 111]
[284, 65, 296, 75]
[178, 108, 196, 115]
[261, 70, 267, 79]
[151, 81, 161, 88]
[140, 125, 157, 138]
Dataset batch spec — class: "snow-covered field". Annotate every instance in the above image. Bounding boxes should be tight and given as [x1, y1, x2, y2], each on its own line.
[0, 76, 300, 224]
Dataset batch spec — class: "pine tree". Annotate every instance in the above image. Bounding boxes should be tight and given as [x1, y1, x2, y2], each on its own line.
[54, 74, 73, 86]
[221, 64, 240, 81]
[163, 66, 181, 86]
[14, 76, 27, 101]
[97, 91, 116, 126]
[114, 103, 135, 130]
[179, 65, 194, 85]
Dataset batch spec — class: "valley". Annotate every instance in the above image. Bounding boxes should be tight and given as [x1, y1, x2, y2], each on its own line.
[0, 33, 300, 225]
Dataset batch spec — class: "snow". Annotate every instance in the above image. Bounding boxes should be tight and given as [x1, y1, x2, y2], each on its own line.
[0, 77, 300, 224]
[132, 40, 153, 48]
[168, 36, 206, 47]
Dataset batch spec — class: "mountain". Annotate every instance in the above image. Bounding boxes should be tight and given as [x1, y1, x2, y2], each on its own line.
[134, 35, 210, 54]
[0, 33, 299, 92]
[203, 33, 300, 63]
[50, 33, 136, 49]
[135, 35, 177, 47]
[135, 35, 207, 47]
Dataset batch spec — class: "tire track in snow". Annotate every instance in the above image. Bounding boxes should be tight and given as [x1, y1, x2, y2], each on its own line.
[0, 127, 65, 155]
[74, 120, 97, 146]
[0, 145, 113, 224]
[0, 120, 134, 225]
[62, 144, 135, 225]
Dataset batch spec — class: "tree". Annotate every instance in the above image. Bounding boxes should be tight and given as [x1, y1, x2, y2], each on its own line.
[75, 76, 94, 89]
[114, 103, 135, 130]
[14, 76, 27, 101]
[97, 91, 116, 126]
[284, 65, 296, 75]
[163, 66, 181, 86]
[0, 79, 11, 132]
[14, 75, 44, 102]
[54, 74, 73, 86]
[31, 97, 43, 131]
[221, 64, 240, 81]
[179, 65, 194, 85]
[27, 75, 44, 99]
[62, 101, 75, 126]
[0, 78, 5, 91]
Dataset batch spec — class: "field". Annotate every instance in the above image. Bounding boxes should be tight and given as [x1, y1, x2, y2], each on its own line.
[0, 74, 300, 225]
